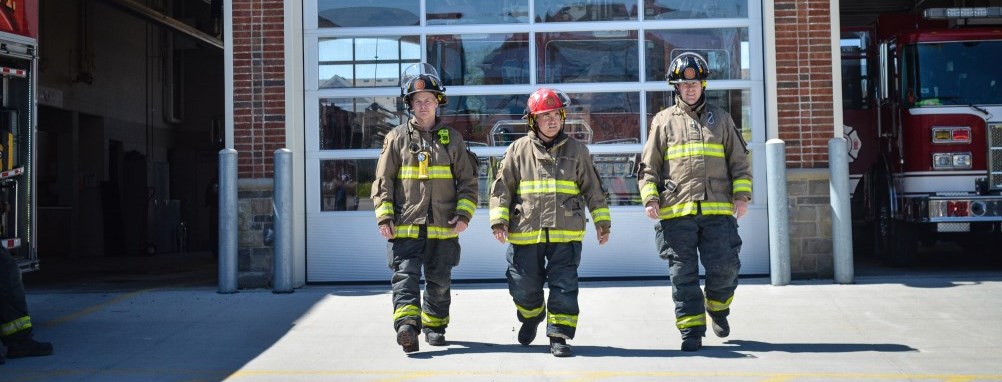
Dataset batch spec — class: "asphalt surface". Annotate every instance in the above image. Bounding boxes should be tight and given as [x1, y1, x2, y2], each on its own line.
[4, 251, 1002, 382]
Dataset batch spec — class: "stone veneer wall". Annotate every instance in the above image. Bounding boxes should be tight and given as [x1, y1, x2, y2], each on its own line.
[237, 179, 274, 288]
[787, 169, 834, 279]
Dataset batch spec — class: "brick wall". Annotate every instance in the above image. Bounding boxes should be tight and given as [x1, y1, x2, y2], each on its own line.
[232, 0, 286, 179]
[774, 0, 835, 169]
[232, 0, 285, 288]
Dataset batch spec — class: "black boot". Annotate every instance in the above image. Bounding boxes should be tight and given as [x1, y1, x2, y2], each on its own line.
[517, 319, 541, 346]
[711, 315, 729, 338]
[3, 332, 53, 359]
[549, 337, 572, 357]
[396, 324, 419, 353]
[423, 328, 447, 346]
[681, 336, 702, 352]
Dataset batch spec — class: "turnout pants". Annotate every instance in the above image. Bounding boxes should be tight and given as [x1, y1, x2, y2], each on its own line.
[0, 247, 33, 343]
[388, 226, 460, 334]
[656, 214, 742, 338]
[506, 240, 581, 339]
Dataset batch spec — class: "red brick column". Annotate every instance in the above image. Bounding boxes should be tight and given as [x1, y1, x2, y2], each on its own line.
[774, 0, 835, 169]
[232, 0, 285, 178]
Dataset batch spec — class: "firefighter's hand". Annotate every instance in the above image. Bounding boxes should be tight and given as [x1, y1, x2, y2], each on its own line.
[492, 225, 508, 244]
[596, 226, 610, 245]
[378, 222, 395, 240]
[733, 198, 749, 219]
[449, 216, 468, 234]
[645, 201, 660, 219]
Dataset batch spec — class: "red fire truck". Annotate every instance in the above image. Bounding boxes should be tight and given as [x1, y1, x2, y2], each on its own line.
[0, 0, 38, 272]
[841, 8, 1002, 265]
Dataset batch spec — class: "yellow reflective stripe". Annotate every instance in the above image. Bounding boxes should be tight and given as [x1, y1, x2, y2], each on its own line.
[375, 202, 394, 218]
[422, 312, 450, 328]
[705, 295, 733, 312]
[516, 304, 544, 319]
[393, 305, 421, 321]
[591, 207, 611, 223]
[640, 183, 658, 201]
[457, 199, 476, 216]
[548, 312, 578, 328]
[518, 180, 580, 195]
[391, 225, 459, 239]
[490, 207, 509, 221]
[733, 179, 752, 194]
[398, 166, 454, 179]
[508, 230, 585, 245]
[394, 225, 421, 239]
[663, 143, 726, 160]
[1, 316, 31, 336]
[427, 226, 458, 239]
[658, 202, 734, 219]
[676, 313, 706, 329]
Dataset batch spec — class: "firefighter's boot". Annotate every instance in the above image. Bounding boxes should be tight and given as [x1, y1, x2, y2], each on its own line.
[681, 336, 702, 352]
[549, 337, 572, 357]
[423, 329, 447, 346]
[518, 319, 541, 346]
[396, 324, 419, 353]
[711, 315, 729, 338]
[2, 331, 53, 359]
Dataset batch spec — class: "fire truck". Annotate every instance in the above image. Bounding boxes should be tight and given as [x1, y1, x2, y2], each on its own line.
[0, 0, 38, 272]
[841, 7, 1002, 265]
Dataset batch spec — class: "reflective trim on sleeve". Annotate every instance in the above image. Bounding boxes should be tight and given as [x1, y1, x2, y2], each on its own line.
[547, 312, 578, 328]
[1, 316, 31, 336]
[705, 295, 734, 313]
[508, 229, 585, 245]
[516, 303, 545, 320]
[676, 313, 706, 329]
[640, 183, 658, 201]
[398, 165, 454, 179]
[375, 202, 394, 219]
[393, 305, 421, 321]
[490, 207, 510, 221]
[590, 207, 611, 223]
[457, 198, 476, 217]
[732, 179, 752, 194]
[663, 142, 725, 160]
[658, 202, 734, 219]
[518, 180, 580, 195]
[421, 312, 450, 328]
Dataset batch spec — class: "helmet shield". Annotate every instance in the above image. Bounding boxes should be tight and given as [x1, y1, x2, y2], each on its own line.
[401, 63, 447, 107]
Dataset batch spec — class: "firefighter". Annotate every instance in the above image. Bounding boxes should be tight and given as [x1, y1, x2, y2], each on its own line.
[638, 52, 752, 352]
[489, 88, 611, 357]
[0, 246, 54, 364]
[371, 64, 479, 353]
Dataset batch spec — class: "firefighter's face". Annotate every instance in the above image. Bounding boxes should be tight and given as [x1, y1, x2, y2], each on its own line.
[410, 91, 439, 120]
[534, 109, 563, 141]
[676, 80, 703, 106]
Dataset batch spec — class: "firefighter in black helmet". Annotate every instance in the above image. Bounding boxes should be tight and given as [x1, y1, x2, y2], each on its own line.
[639, 52, 752, 351]
[372, 63, 479, 353]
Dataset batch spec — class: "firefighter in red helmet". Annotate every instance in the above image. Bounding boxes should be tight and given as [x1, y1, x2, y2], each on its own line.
[490, 88, 611, 357]
[639, 52, 751, 351]
[371, 63, 479, 353]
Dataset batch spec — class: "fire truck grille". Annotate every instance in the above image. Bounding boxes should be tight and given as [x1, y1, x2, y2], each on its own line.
[992, 123, 1002, 190]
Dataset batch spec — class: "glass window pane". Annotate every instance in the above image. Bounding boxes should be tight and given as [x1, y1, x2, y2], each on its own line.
[538, 31, 639, 83]
[567, 92, 641, 144]
[427, 0, 529, 25]
[645, 28, 748, 82]
[317, 0, 419, 27]
[428, 33, 530, 86]
[644, 0, 747, 20]
[320, 97, 407, 150]
[319, 36, 420, 88]
[437, 94, 529, 146]
[320, 159, 376, 211]
[646, 89, 753, 144]
[593, 153, 642, 205]
[535, 0, 637, 22]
